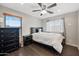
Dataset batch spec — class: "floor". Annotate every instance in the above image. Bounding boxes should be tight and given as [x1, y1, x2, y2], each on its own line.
[7, 43, 79, 56]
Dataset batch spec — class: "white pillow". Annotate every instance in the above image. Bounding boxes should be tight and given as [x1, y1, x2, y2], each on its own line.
[38, 29, 42, 32]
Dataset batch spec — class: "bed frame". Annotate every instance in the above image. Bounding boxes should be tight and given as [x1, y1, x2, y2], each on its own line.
[30, 27, 65, 53]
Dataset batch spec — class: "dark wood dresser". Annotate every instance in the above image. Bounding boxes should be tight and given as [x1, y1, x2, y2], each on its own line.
[0, 28, 19, 55]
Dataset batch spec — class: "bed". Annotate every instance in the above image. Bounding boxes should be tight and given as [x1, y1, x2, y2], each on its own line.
[30, 27, 65, 53]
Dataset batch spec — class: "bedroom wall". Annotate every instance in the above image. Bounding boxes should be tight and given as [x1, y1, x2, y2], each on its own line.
[77, 11, 79, 49]
[0, 5, 41, 35]
[41, 11, 78, 49]
[64, 12, 78, 47]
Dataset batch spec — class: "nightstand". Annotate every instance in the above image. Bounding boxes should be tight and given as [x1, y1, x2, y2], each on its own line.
[23, 35, 32, 46]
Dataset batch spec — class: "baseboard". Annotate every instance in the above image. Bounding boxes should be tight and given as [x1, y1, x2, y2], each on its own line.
[66, 42, 78, 49]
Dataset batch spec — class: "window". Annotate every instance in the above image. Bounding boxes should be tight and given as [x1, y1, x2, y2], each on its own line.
[46, 19, 64, 33]
[5, 16, 21, 28]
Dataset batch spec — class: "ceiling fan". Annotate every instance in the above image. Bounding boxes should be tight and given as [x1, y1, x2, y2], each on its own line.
[32, 3, 57, 16]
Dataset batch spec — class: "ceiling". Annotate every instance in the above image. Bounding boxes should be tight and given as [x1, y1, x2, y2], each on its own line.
[0, 3, 79, 19]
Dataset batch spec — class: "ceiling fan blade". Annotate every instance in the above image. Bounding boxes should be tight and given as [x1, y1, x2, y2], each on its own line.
[32, 10, 41, 12]
[38, 3, 42, 8]
[47, 3, 57, 9]
[46, 10, 53, 14]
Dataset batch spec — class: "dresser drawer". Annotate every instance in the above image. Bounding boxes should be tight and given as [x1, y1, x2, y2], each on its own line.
[0, 28, 19, 33]
[0, 37, 19, 42]
[3, 44, 19, 53]
[2, 40, 19, 46]
[0, 34, 19, 38]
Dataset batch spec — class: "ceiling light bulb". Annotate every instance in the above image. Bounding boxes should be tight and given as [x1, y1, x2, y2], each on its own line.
[41, 10, 47, 14]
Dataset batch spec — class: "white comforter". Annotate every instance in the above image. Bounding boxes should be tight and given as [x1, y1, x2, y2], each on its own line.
[32, 32, 64, 53]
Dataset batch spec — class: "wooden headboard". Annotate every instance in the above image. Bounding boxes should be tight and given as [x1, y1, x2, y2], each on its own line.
[30, 27, 43, 34]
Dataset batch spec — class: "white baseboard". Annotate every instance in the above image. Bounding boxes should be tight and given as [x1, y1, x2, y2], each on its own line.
[66, 42, 79, 50]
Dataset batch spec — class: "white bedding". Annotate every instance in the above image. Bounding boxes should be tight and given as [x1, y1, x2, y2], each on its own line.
[32, 32, 64, 53]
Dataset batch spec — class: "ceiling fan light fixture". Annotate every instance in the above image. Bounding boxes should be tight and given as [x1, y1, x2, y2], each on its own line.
[32, 3, 57, 16]
[41, 10, 47, 15]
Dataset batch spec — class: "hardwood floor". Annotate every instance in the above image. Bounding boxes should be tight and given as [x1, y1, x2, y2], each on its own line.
[7, 43, 79, 56]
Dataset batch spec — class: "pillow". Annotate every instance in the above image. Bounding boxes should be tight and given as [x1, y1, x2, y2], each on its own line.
[38, 29, 42, 32]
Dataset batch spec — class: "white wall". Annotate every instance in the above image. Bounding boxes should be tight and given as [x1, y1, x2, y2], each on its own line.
[0, 5, 41, 35]
[77, 11, 79, 49]
[41, 11, 78, 49]
[22, 16, 41, 35]
[0, 17, 4, 27]
[64, 12, 78, 47]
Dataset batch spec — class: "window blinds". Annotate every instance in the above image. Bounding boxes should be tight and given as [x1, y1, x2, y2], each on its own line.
[46, 19, 64, 33]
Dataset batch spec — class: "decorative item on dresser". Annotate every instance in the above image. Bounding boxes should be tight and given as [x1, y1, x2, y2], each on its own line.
[0, 28, 19, 56]
[23, 35, 32, 46]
